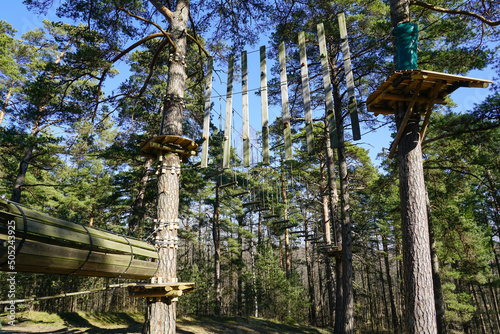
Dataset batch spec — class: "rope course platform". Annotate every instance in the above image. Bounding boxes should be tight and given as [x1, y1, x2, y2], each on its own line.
[366, 69, 493, 158]
[140, 135, 198, 162]
[128, 281, 195, 300]
[318, 244, 342, 258]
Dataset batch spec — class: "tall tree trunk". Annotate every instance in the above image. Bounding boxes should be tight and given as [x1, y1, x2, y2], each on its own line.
[305, 217, 317, 326]
[382, 234, 400, 334]
[322, 121, 337, 326]
[129, 158, 153, 234]
[281, 162, 291, 278]
[143, 2, 189, 333]
[426, 193, 448, 334]
[389, 1, 438, 332]
[377, 238, 390, 331]
[333, 72, 354, 334]
[214, 182, 222, 315]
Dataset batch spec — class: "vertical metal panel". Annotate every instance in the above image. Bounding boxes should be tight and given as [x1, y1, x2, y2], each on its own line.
[317, 23, 338, 148]
[201, 57, 213, 168]
[260, 46, 270, 165]
[242, 51, 250, 167]
[298, 31, 314, 153]
[338, 13, 361, 141]
[279, 42, 293, 161]
[223, 55, 234, 169]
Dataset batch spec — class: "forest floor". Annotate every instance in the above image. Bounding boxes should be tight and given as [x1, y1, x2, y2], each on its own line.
[0, 311, 334, 333]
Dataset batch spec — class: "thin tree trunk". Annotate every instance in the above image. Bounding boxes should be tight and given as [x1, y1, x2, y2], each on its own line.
[426, 192, 448, 334]
[322, 122, 337, 326]
[214, 182, 222, 315]
[305, 218, 317, 326]
[377, 238, 390, 331]
[129, 158, 153, 234]
[382, 234, 400, 334]
[471, 284, 488, 334]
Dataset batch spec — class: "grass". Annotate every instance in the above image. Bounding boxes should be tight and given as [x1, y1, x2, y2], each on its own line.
[0, 311, 334, 333]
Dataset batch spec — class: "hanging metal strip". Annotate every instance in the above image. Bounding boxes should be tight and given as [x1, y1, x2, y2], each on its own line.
[201, 57, 213, 168]
[298, 32, 314, 153]
[278, 42, 293, 161]
[317, 23, 338, 148]
[222, 54, 234, 169]
[260, 45, 270, 165]
[242, 51, 250, 167]
[338, 13, 361, 141]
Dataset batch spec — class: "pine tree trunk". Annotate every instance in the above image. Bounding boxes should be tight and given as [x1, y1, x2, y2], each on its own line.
[382, 234, 400, 334]
[389, 1, 438, 332]
[333, 78, 354, 334]
[143, 2, 189, 333]
[323, 120, 338, 326]
[427, 193, 448, 334]
[305, 218, 317, 326]
[214, 182, 222, 315]
[129, 158, 153, 234]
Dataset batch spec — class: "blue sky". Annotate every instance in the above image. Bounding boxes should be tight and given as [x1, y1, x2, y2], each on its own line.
[2, 1, 495, 169]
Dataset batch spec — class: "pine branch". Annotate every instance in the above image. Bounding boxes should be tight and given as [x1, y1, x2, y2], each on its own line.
[410, 1, 500, 26]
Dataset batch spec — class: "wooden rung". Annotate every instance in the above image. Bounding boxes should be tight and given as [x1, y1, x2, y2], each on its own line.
[242, 200, 261, 207]
[254, 207, 270, 212]
[263, 214, 280, 219]
[233, 191, 250, 197]
[290, 230, 306, 234]
[271, 220, 289, 225]
[219, 181, 238, 189]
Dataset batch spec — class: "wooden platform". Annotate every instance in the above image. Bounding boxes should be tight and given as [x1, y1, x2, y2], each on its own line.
[366, 70, 493, 158]
[318, 245, 342, 258]
[128, 282, 195, 299]
[140, 135, 198, 162]
[366, 70, 492, 116]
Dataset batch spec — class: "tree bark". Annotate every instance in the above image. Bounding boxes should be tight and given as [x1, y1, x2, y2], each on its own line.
[382, 234, 400, 334]
[143, 1, 189, 333]
[213, 181, 222, 315]
[333, 72, 354, 334]
[129, 158, 153, 234]
[389, 0, 438, 332]
[426, 193, 448, 334]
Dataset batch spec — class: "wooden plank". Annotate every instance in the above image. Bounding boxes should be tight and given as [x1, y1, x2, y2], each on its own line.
[279, 42, 293, 160]
[242, 51, 250, 167]
[298, 31, 314, 153]
[260, 46, 270, 165]
[420, 80, 443, 140]
[223, 54, 235, 169]
[338, 13, 361, 141]
[317, 23, 338, 148]
[388, 80, 423, 159]
[201, 57, 213, 168]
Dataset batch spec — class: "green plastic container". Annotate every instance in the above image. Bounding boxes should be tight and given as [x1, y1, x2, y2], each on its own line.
[393, 23, 418, 70]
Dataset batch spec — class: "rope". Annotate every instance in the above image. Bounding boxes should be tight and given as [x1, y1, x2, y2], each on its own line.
[0, 283, 137, 305]
[116, 235, 134, 278]
[69, 223, 93, 275]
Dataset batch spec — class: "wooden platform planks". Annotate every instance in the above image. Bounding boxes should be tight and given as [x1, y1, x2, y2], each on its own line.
[366, 70, 493, 116]
[141, 135, 198, 163]
[366, 69, 493, 158]
[128, 282, 195, 298]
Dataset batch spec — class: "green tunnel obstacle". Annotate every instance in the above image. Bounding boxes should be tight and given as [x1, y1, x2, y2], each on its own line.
[0, 199, 158, 280]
